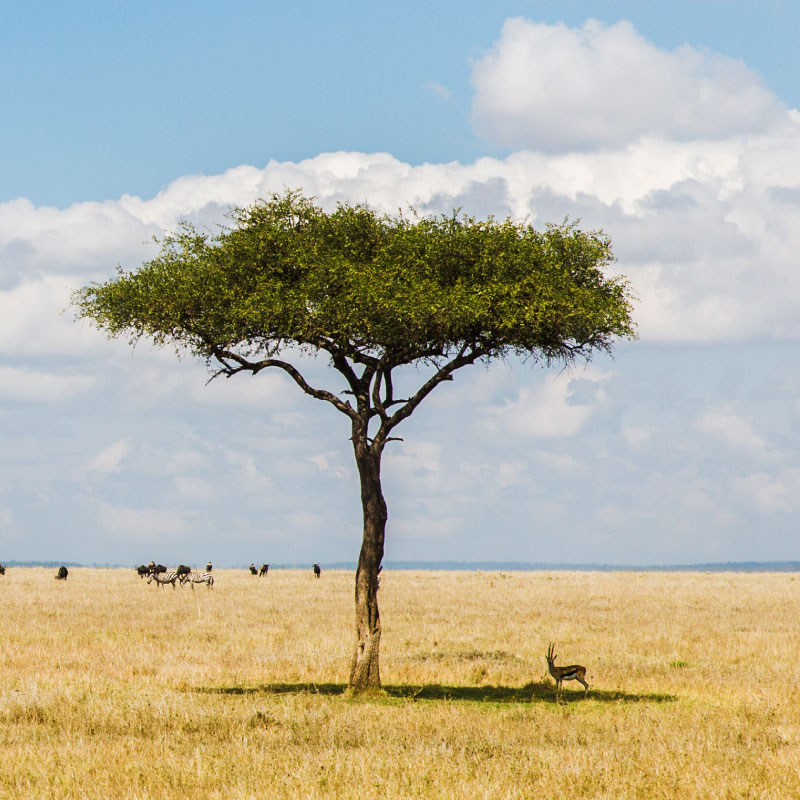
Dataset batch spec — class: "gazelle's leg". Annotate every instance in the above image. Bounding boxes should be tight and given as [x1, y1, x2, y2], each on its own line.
[578, 677, 589, 696]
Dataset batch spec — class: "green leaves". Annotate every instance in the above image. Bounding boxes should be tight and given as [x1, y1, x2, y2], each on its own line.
[75, 191, 635, 368]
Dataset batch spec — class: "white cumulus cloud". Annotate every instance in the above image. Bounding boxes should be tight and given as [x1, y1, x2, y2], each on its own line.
[471, 18, 788, 152]
[697, 409, 770, 457]
[6, 133, 800, 354]
[735, 469, 800, 513]
[87, 440, 131, 473]
[484, 370, 608, 439]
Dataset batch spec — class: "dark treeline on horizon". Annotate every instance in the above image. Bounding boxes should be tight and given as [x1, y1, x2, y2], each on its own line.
[4, 560, 800, 573]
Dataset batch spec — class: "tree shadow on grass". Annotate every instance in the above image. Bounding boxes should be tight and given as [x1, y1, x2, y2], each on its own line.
[193, 681, 676, 705]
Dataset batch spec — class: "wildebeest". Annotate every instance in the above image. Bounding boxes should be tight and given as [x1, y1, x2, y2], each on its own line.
[249, 564, 258, 575]
[206, 562, 213, 572]
[313, 563, 321, 578]
[55, 566, 68, 580]
[0, 564, 5, 575]
[176, 564, 191, 583]
[148, 561, 167, 575]
[135, 564, 149, 578]
[259, 563, 269, 577]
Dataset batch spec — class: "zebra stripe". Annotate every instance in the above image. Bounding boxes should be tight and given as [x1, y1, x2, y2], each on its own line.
[184, 571, 214, 589]
[147, 570, 179, 588]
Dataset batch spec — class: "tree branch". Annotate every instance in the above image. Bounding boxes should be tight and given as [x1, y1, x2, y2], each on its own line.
[312, 335, 380, 370]
[210, 346, 357, 419]
[371, 364, 392, 424]
[382, 344, 487, 434]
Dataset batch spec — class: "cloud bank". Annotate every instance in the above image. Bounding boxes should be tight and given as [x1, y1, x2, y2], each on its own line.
[6, 130, 800, 349]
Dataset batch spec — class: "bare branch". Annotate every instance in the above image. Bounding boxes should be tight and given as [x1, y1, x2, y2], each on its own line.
[371, 365, 391, 424]
[307, 336, 364, 399]
[384, 344, 488, 432]
[210, 346, 356, 418]
[312, 335, 381, 370]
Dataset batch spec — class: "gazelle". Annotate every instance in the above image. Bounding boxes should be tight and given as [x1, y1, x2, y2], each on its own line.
[546, 643, 589, 700]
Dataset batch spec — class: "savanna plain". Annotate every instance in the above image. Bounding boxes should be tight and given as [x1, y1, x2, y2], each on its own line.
[1, 568, 799, 799]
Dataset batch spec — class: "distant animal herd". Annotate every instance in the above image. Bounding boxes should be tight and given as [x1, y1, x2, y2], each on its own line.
[0, 561, 323, 587]
[132, 560, 323, 587]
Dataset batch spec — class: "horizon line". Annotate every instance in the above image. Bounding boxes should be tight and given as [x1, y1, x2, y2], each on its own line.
[4, 559, 800, 573]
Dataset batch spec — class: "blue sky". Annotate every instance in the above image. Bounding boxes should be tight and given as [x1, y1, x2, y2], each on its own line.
[4, 0, 799, 207]
[3, 1, 800, 566]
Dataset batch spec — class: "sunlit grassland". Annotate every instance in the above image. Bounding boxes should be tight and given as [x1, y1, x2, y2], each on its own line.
[1, 568, 799, 798]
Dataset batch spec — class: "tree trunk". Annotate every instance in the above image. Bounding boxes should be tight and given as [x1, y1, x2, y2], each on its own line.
[349, 442, 387, 692]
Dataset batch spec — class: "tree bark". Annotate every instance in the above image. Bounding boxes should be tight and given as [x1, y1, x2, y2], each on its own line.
[348, 439, 387, 691]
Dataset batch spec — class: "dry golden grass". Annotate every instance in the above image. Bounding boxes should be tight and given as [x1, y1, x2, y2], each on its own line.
[1, 568, 799, 798]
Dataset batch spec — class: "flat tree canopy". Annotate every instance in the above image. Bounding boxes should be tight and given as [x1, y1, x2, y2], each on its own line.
[75, 191, 635, 691]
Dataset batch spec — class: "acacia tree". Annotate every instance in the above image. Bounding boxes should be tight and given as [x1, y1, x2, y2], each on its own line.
[75, 191, 635, 692]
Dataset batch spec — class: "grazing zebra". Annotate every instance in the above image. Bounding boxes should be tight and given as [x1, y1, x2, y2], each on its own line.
[184, 571, 214, 589]
[147, 570, 178, 589]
